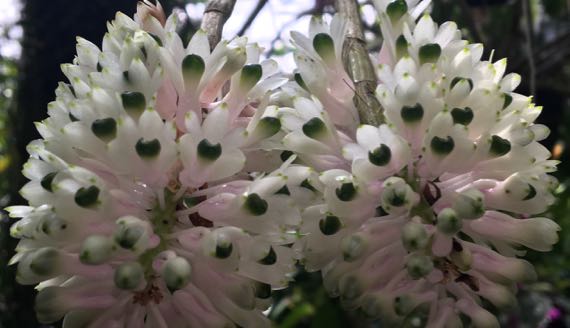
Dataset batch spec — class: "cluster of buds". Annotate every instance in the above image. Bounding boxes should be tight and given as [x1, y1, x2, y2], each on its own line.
[7, 0, 560, 327]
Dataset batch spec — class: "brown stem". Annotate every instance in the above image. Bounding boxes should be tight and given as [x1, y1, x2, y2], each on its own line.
[201, 0, 237, 50]
[334, 0, 384, 126]
[237, 0, 269, 36]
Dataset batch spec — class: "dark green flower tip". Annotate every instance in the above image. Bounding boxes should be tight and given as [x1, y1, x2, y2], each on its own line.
[197, 139, 222, 161]
[368, 144, 392, 166]
[240, 64, 263, 90]
[336, 182, 357, 202]
[274, 185, 290, 196]
[489, 135, 511, 157]
[115, 225, 144, 249]
[96, 62, 103, 72]
[30, 248, 58, 276]
[300, 179, 317, 192]
[387, 192, 406, 207]
[183, 196, 203, 207]
[259, 246, 277, 265]
[294, 72, 309, 91]
[91, 117, 117, 142]
[396, 35, 409, 58]
[523, 184, 537, 200]
[280, 150, 294, 162]
[122, 71, 131, 83]
[313, 33, 335, 62]
[114, 262, 143, 290]
[244, 193, 268, 216]
[387, 0, 408, 23]
[419, 43, 442, 65]
[319, 215, 342, 235]
[401, 103, 424, 123]
[68, 112, 79, 122]
[302, 117, 327, 139]
[257, 117, 281, 138]
[503, 93, 513, 110]
[255, 282, 272, 299]
[41, 217, 67, 235]
[215, 242, 233, 259]
[121, 91, 146, 114]
[451, 77, 474, 91]
[136, 138, 161, 159]
[163, 257, 192, 292]
[451, 107, 474, 126]
[182, 54, 205, 82]
[74, 185, 100, 208]
[149, 33, 163, 46]
[430, 136, 455, 155]
[41, 172, 57, 192]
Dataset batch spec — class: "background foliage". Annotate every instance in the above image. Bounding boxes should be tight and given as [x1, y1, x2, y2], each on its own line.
[0, 0, 568, 327]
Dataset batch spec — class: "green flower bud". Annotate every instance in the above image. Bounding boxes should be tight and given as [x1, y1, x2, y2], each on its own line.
[313, 33, 335, 63]
[406, 254, 434, 279]
[401, 222, 429, 252]
[30, 247, 59, 276]
[114, 262, 144, 290]
[436, 208, 462, 235]
[452, 188, 485, 220]
[79, 235, 113, 265]
[342, 233, 367, 262]
[163, 257, 192, 292]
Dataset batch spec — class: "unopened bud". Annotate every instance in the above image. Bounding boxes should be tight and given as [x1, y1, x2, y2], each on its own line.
[163, 257, 192, 292]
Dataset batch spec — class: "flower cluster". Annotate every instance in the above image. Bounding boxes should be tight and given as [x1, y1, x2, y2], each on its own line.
[6, 0, 560, 327]
[289, 0, 560, 326]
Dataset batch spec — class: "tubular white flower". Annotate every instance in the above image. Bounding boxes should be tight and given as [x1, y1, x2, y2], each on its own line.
[287, 1, 560, 326]
[7, 5, 298, 327]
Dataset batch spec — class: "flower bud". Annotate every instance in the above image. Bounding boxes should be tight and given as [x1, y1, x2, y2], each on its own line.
[79, 235, 113, 265]
[29, 247, 60, 276]
[401, 222, 428, 252]
[436, 208, 462, 235]
[114, 216, 148, 251]
[452, 188, 485, 220]
[406, 254, 433, 279]
[114, 262, 144, 290]
[381, 177, 417, 213]
[163, 256, 192, 292]
[341, 233, 367, 262]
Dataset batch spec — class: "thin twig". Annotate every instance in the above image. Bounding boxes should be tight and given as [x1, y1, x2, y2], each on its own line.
[237, 0, 269, 36]
[522, 0, 536, 95]
[201, 0, 237, 49]
[334, 0, 384, 126]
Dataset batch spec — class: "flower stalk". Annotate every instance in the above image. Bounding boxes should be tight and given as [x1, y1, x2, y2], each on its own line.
[334, 0, 385, 126]
[201, 0, 237, 49]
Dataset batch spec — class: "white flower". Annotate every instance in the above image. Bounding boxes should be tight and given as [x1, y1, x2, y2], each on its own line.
[289, 1, 560, 326]
[7, 5, 298, 327]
